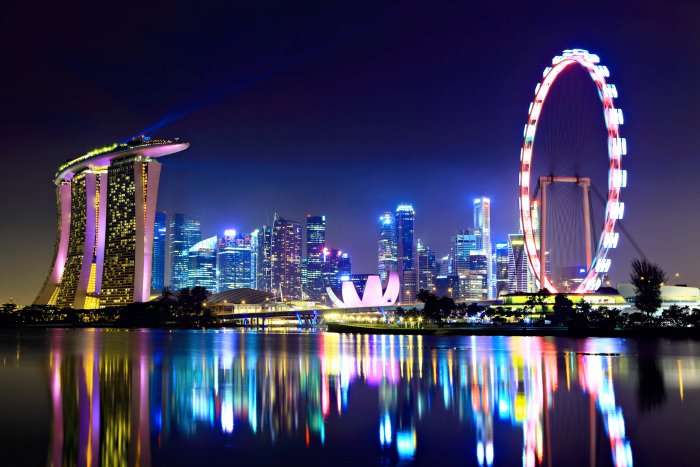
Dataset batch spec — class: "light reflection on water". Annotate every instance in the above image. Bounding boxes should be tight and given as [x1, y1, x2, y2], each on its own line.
[2, 329, 699, 466]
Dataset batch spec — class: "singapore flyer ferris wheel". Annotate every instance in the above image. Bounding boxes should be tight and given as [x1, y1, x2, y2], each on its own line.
[519, 49, 628, 294]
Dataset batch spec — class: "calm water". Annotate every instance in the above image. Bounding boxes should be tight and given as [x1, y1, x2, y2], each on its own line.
[0, 329, 698, 467]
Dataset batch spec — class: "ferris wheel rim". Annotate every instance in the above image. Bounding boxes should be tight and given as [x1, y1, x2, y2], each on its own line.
[518, 49, 627, 294]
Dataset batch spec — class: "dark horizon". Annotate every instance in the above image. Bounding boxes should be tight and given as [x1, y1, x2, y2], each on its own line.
[1, 1, 699, 304]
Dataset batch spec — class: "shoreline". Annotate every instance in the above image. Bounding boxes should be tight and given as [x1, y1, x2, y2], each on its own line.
[1, 322, 699, 339]
[324, 322, 700, 338]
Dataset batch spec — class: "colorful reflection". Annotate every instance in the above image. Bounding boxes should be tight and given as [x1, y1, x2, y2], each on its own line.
[41, 330, 687, 466]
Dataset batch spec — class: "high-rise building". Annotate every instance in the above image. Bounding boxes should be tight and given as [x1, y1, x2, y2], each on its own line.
[217, 229, 255, 291]
[508, 233, 532, 293]
[257, 225, 273, 292]
[377, 212, 397, 282]
[170, 213, 201, 291]
[473, 197, 493, 298]
[35, 137, 189, 309]
[494, 242, 509, 297]
[417, 239, 437, 292]
[322, 248, 352, 294]
[453, 230, 478, 277]
[305, 215, 326, 300]
[395, 204, 416, 304]
[466, 251, 489, 300]
[187, 236, 217, 291]
[271, 214, 303, 300]
[151, 211, 167, 294]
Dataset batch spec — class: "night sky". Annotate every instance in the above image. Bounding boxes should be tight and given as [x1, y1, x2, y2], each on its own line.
[1, 1, 699, 304]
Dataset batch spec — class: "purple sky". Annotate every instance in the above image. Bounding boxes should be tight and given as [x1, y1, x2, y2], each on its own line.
[1, 1, 699, 304]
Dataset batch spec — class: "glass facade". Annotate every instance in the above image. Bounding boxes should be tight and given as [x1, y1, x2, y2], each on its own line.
[377, 212, 397, 282]
[508, 233, 532, 293]
[169, 213, 201, 291]
[304, 215, 326, 300]
[417, 239, 437, 292]
[473, 197, 493, 298]
[188, 236, 218, 291]
[151, 211, 167, 293]
[257, 225, 273, 292]
[395, 204, 416, 304]
[271, 215, 302, 300]
[495, 242, 509, 297]
[217, 230, 255, 291]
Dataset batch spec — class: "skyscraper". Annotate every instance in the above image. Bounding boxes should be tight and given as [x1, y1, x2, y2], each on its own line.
[473, 197, 493, 298]
[151, 211, 167, 294]
[417, 239, 437, 292]
[170, 213, 201, 291]
[35, 137, 189, 309]
[377, 212, 397, 282]
[270, 214, 303, 300]
[495, 242, 509, 297]
[467, 251, 489, 300]
[508, 233, 531, 293]
[322, 248, 352, 294]
[257, 225, 273, 292]
[187, 236, 217, 291]
[217, 229, 255, 291]
[395, 204, 417, 304]
[305, 215, 326, 300]
[453, 230, 478, 277]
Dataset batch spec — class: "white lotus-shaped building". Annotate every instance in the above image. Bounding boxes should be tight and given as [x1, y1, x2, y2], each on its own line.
[326, 272, 400, 308]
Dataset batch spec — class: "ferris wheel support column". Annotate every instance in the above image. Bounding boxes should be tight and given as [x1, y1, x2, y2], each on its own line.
[580, 179, 593, 269]
[539, 176, 550, 290]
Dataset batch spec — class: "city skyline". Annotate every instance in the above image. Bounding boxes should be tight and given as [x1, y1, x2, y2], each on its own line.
[2, 2, 700, 305]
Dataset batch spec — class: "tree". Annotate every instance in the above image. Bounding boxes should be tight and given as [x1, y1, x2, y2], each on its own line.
[552, 294, 574, 325]
[630, 258, 666, 315]
[526, 289, 551, 313]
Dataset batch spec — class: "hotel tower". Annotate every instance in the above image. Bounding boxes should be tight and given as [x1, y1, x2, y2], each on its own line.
[35, 137, 189, 309]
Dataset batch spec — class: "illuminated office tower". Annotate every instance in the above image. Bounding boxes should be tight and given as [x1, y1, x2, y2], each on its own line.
[322, 248, 351, 293]
[270, 214, 303, 300]
[217, 229, 255, 291]
[466, 251, 489, 300]
[473, 197, 493, 298]
[169, 213, 201, 291]
[257, 225, 273, 292]
[35, 137, 189, 309]
[151, 211, 167, 293]
[377, 211, 397, 282]
[494, 242, 509, 297]
[187, 236, 217, 291]
[453, 230, 478, 277]
[395, 204, 416, 304]
[305, 215, 326, 300]
[417, 239, 437, 292]
[507, 233, 532, 293]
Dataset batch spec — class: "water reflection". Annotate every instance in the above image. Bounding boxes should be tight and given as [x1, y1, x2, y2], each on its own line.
[34, 330, 698, 466]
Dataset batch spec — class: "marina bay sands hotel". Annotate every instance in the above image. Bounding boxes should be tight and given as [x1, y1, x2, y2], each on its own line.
[35, 137, 189, 309]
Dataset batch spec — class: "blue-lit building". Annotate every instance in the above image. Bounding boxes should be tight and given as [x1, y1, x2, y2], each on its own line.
[453, 230, 478, 277]
[305, 215, 326, 300]
[473, 197, 493, 298]
[323, 248, 351, 294]
[395, 204, 416, 304]
[377, 212, 397, 282]
[495, 242, 509, 297]
[257, 225, 272, 292]
[151, 211, 167, 293]
[417, 239, 437, 292]
[217, 229, 255, 292]
[170, 213, 201, 291]
[187, 236, 218, 291]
